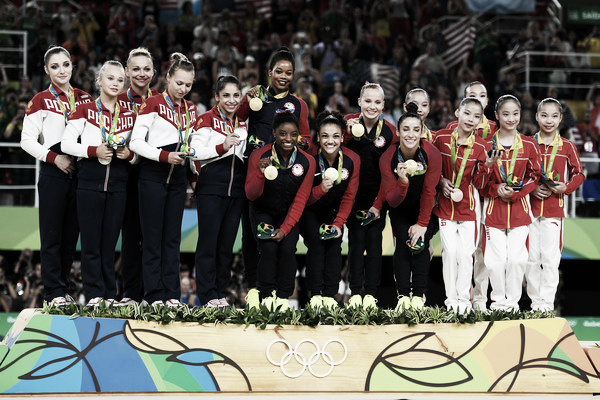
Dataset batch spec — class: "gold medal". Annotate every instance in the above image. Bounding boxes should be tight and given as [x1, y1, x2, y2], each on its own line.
[249, 97, 263, 111]
[351, 124, 365, 137]
[405, 159, 418, 175]
[324, 167, 339, 181]
[450, 188, 463, 202]
[264, 165, 278, 180]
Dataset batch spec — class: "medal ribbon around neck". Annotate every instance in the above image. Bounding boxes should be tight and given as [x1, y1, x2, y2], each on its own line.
[162, 91, 190, 147]
[533, 131, 561, 181]
[271, 145, 297, 170]
[318, 148, 343, 185]
[355, 113, 383, 141]
[397, 144, 428, 176]
[49, 84, 76, 124]
[422, 125, 433, 142]
[480, 115, 491, 139]
[96, 98, 120, 143]
[127, 87, 153, 114]
[450, 129, 474, 188]
[493, 132, 522, 186]
[256, 85, 289, 103]
[217, 106, 239, 136]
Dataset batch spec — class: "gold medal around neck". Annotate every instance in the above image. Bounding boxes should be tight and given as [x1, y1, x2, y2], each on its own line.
[405, 159, 418, 175]
[450, 188, 464, 202]
[249, 97, 263, 111]
[351, 123, 365, 137]
[264, 165, 278, 180]
[324, 167, 339, 181]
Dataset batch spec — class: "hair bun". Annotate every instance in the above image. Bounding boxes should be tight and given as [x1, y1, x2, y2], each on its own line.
[170, 52, 188, 63]
[405, 101, 419, 114]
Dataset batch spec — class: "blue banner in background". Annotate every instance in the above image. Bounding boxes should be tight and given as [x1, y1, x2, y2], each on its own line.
[466, 0, 535, 14]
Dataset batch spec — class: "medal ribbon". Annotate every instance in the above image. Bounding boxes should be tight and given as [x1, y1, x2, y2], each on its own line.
[162, 91, 190, 147]
[127, 87, 153, 113]
[493, 133, 522, 186]
[49, 84, 76, 124]
[397, 144, 428, 176]
[318, 148, 343, 185]
[95, 98, 120, 143]
[272, 146, 297, 170]
[355, 113, 383, 142]
[480, 115, 491, 139]
[256, 85, 289, 102]
[533, 132, 561, 181]
[422, 125, 433, 142]
[217, 106, 239, 136]
[450, 129, 474, 188]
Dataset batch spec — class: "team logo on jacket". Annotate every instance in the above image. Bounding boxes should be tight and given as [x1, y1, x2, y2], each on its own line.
[281, 102, 295, 113]
[374, 136, 386, 148]
[341, 168, 349, 180]
[292, 163, 304, 176]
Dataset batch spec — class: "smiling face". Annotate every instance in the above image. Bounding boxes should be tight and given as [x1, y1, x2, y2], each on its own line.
[167, 68, 194, 103]
[269, 60, 294, 93]
[465, 83, 488, 109]
[273, 121, 299, 155]
[126, 55, 155, 93]
[318, 123, 342, 157]
[358, 88, 384, 121]
[405, 91, 430, 120]
[397, 116, 422, 154]
[98, 64, 126, 98]
[495, 99, 521, 132]
[455, 102, 483, 135]
[45, 52, 73, 90]
[536, 102, 562, 135]
[215, 82, 241, 118]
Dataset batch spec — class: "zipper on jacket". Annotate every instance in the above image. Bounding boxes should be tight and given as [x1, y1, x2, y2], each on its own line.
[227, 151, 235, 197]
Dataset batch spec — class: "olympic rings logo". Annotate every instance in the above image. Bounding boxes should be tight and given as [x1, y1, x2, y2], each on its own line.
[266, 338, 348, 378]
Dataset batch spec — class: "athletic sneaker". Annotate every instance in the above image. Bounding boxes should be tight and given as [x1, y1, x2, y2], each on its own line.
[309, 295, 323, 309]
[261, 295, 276, 310]
[218, 298, 230, 307]
[166, 299, 182, 308]
[205, 299, 221, 308]
[321, 296, 338, 310]
[246, 288, 260, 309]
[395, 295, 411, 312]
[65, 294, 77, 305]
[274, 297, 290, 311]
[50, 296, 69, 307]
[86, 297, 105, 307]
[410, 296, 424, 310]
[117, 297, 136, 307]
[347, 294, 362, 308]
[472, 302, 487, 312]
[141, 300, 164, 307]
[362, 294, 378, 309]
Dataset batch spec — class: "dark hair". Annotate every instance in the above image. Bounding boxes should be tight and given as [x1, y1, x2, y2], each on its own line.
[397, 101, 423, 129]
[272, 111, 299, 131]
[495, 94, 521, 111]
[314, 110, 346, 144]
[537, 97, 563, 114]
[267, 46, 295, 72]
[126, 47, 154, 67]
[463, 81, 487, 98]
[43, 46, 70, 66]
[458, 97, 484, 113]
[214, 75, 241, 94]
[167, 52, 194, 77]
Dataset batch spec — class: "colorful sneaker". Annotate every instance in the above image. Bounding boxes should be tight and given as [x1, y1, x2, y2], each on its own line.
[347, 294, 362, 308]
[309, 295, 323, 309]
[321, 296, 338, 310]
[50, 296, 68, 307]
[362, 294, 378, 309]
[410, 296, 425, 310]
[274, 297, 290, 311]
[86, 297, 104, 307]
[218, 298, 230, 307]
[166, 299, 182, 308]
[246, 288, 260, 309]
[394, 295, 411, 312]
[117, 297, 136, 307]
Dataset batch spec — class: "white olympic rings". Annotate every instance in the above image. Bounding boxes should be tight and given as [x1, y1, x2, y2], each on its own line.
[266, 338, 348, 378]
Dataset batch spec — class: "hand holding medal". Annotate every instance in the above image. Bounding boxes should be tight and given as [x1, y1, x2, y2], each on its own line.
[178, 144, 196, 158]
[319, 224, 340, 240]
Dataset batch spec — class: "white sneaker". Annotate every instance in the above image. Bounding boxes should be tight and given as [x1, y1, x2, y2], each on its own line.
[141, 300, 164, 307]
[117, 297, 136, 307]
[218, 297, 229, 307]
[165, 299, 182, 308]
[86, 297, 104, 307]
[205, 299, 221, 308]
[50, 296, 69, 307]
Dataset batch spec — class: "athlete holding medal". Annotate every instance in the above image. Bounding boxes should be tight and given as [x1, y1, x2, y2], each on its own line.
[190, 75, 248, 308]
[343, 82, 396, 309]
[62, 61, 135, 306]
[433, 98, 500, 313]
[299, 111, 360, 310]
[129, 52, 197, 307]
[117, 47, 159, 306]
[526, 98, 584, 312]
[481, 95, 541, 312]
[378, 103, 442, 311]
[21, 46, 92, 306]
[245, 112, 315, 311]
